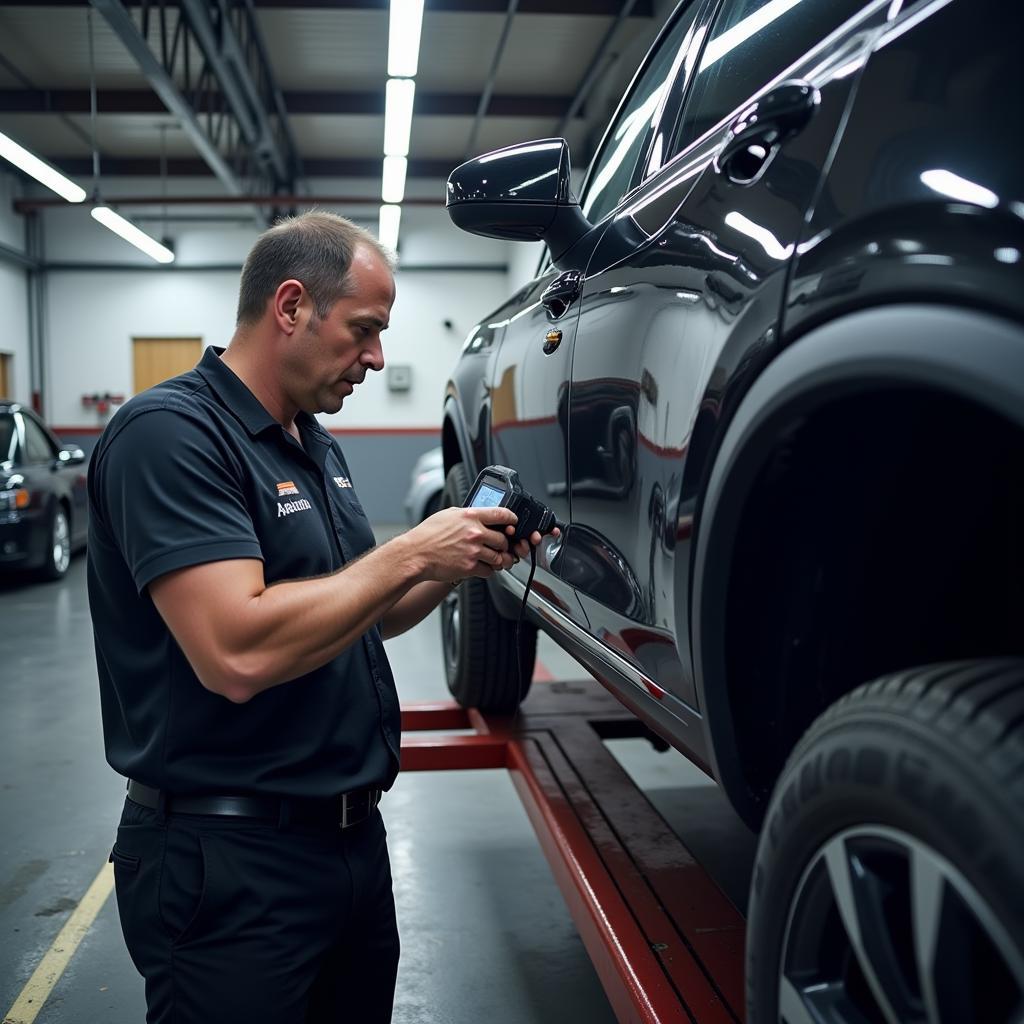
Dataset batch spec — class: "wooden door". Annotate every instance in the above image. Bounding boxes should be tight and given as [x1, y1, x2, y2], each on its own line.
[132, 337, 203, 395]
[0, 353, 10, 398]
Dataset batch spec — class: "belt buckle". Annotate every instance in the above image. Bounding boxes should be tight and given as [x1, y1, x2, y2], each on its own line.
[339, 793, 350, 830]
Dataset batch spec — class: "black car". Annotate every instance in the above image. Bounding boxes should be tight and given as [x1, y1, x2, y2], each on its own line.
[0, 402, 88, 580]
[441, 0, 1024, 1020]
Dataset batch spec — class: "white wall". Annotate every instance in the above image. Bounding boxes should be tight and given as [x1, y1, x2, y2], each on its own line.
[0, 170, 31, 403]
[42, 201, 511, 428]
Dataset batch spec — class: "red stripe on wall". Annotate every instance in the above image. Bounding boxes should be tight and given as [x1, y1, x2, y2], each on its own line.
[52, 425, 441, 436]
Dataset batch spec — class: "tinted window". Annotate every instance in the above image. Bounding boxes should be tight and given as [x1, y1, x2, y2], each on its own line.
[582, 6, 700, 225]
[22, 414, 55, 463]
[0, 415, 14, 463]
[674, 0, 867, 154]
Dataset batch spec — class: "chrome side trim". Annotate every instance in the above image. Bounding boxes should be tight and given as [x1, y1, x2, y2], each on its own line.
[498, 572, 700, 719]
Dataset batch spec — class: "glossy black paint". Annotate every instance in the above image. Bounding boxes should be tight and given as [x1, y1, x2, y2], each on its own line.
[0, 403, 88, 574]
[446, 139, 590, 259]
[444, 0, 1024, 824]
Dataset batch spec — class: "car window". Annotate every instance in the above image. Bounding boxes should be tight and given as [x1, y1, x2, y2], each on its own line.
[581, 5, 701, 226]
[0, 416, 15, 464]
[672, 0, 869, 155]
[22, 414, 55, 463]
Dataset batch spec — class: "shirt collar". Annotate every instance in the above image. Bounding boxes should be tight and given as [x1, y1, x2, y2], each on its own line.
[197, 346, 337, 452]
[195, 345, 288, 438]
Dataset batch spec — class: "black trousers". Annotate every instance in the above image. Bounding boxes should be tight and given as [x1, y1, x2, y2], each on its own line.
[110, 797, 400, 1024]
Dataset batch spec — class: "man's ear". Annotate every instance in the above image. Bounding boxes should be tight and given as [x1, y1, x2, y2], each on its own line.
[274, 280, 305, 334]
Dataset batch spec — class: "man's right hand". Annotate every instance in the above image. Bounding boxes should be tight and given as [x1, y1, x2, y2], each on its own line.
[407, 505, 519, 583]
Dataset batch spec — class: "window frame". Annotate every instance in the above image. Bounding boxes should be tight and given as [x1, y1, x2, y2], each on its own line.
[665, 0, 884, 161]
[576, 0, 716, 229]
[19, 411, 57, 465]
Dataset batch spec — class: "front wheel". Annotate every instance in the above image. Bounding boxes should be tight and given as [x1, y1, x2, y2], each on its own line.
[747, 660, 1024, 1023]
[439, 463, 536, 713]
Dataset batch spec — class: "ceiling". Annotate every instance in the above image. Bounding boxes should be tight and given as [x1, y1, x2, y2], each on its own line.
[0, 0, 673, 210]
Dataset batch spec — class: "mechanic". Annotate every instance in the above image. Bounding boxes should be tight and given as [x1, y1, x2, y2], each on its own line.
[86, 212, 546, 1024]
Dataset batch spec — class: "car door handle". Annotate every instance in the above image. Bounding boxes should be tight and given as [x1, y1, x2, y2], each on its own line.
[715, 80, 819, 186]
[541, 270, 583, 320]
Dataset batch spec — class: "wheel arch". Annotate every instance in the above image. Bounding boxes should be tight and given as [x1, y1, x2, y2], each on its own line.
[692, 304, 1024, 828]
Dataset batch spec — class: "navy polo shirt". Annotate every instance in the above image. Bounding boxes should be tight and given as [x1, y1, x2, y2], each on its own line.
[87, 346, 401, 799]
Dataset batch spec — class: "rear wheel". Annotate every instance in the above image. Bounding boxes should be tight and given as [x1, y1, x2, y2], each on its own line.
[440, 462, 536, 712]
[747, 660, 1024, 1023]
[41, 505, 71, 580]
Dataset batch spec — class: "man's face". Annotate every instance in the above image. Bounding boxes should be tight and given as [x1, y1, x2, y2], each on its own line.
[290, 245, 395, 415]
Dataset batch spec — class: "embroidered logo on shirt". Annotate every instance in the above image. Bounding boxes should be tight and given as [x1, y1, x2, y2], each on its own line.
[333, 476, 352, 489]
[278, 498, 312, 517]
[276, 480, 300, 497]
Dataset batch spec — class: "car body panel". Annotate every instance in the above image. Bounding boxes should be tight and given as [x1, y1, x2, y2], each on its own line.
[443, 0, 1024, 822]
[561, 2, 887, 722]
[785, 0, 1024, 340]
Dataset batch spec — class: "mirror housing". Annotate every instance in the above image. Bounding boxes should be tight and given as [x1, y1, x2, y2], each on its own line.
[446, 138, 591, 261]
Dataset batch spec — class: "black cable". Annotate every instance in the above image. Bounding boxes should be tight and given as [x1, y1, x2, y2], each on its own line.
[515, 544, 538, 707]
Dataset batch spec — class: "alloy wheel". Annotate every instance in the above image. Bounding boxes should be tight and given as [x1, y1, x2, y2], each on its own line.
[779, 824, 1024, 1024]
[441, 586, 460, 681]
[52, 510, 70, 575]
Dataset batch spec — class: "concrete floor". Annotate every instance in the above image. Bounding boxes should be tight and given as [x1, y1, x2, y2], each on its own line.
[0, 534, 756, 1023]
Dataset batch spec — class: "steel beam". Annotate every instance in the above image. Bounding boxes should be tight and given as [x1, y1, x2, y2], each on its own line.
[177, 0, 294, 185]
[464, 0, 518, 158]
[0, 88, 577, 118]
[90, 0, 244, 194]
[46, 155, 457, 178]
[0, 1, 653, 13]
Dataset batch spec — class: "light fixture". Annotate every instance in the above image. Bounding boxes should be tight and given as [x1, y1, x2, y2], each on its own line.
[388, 0, 425, 78]
[0, 131, 86, 203]
[384, 78, 416, 157]
[382, 156, 408, 204]
[379, 204, 401, 251]
[91, 206, 175, 264]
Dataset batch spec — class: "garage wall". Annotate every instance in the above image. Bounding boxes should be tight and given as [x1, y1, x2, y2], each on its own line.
[0, 170, 31, 405]
[41, 193, 510, 519]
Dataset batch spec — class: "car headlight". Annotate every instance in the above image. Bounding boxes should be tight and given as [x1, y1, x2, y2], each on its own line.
[0, 489, 30, 511]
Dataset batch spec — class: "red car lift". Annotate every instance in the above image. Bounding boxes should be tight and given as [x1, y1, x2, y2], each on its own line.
[400, 678, 746, 1024]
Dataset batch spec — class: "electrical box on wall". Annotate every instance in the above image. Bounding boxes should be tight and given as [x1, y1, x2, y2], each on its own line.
[387, 364, 412, 392]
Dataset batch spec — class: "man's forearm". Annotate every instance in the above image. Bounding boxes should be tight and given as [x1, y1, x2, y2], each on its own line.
[176, 535, 427, 701]
[380, 579, 455, 640]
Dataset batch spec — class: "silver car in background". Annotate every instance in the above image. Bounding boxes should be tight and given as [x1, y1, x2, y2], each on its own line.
[403, 446, 443, 526]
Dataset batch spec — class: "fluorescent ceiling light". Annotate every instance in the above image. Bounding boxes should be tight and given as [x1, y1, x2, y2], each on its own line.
[0, 131, 86, 203]
[379, 204, 401, 252]
[91, 206, 175, 264]
[384, 78, 416, 157]
[920, 169, 998, 209]
[388, 0, 425, 77]
[382, 156, 407, 204]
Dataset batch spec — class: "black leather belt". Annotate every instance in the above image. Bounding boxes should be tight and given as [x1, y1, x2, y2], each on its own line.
[126, 780, 381, 830]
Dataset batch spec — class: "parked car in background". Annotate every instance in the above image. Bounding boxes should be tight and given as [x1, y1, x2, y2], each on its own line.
[404, 446, 444, 525]
[441, 0, 1024, 1020]
[0, 402, 88, 580]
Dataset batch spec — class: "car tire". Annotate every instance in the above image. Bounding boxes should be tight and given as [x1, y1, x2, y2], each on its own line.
[40, 504, 71, 581]
[440, 462, 537, 713]
[747, 660, 1024, 1024]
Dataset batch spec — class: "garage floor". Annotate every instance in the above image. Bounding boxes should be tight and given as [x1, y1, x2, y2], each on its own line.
[0, 534, 756, 1024]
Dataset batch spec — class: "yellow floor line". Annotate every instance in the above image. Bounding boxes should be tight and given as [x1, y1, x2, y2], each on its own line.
[3, 861, 115, 1024]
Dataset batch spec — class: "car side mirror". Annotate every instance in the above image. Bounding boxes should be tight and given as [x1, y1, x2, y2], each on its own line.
[58, 446, 86, 466]
[446, 138, 591, 262]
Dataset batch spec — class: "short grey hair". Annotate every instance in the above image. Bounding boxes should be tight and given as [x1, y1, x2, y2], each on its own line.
[236, 211, 396, 326]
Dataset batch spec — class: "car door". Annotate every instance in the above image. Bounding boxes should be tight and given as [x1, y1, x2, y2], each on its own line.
[490, 3, 708, 622]
[562, 0, 888, 712]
